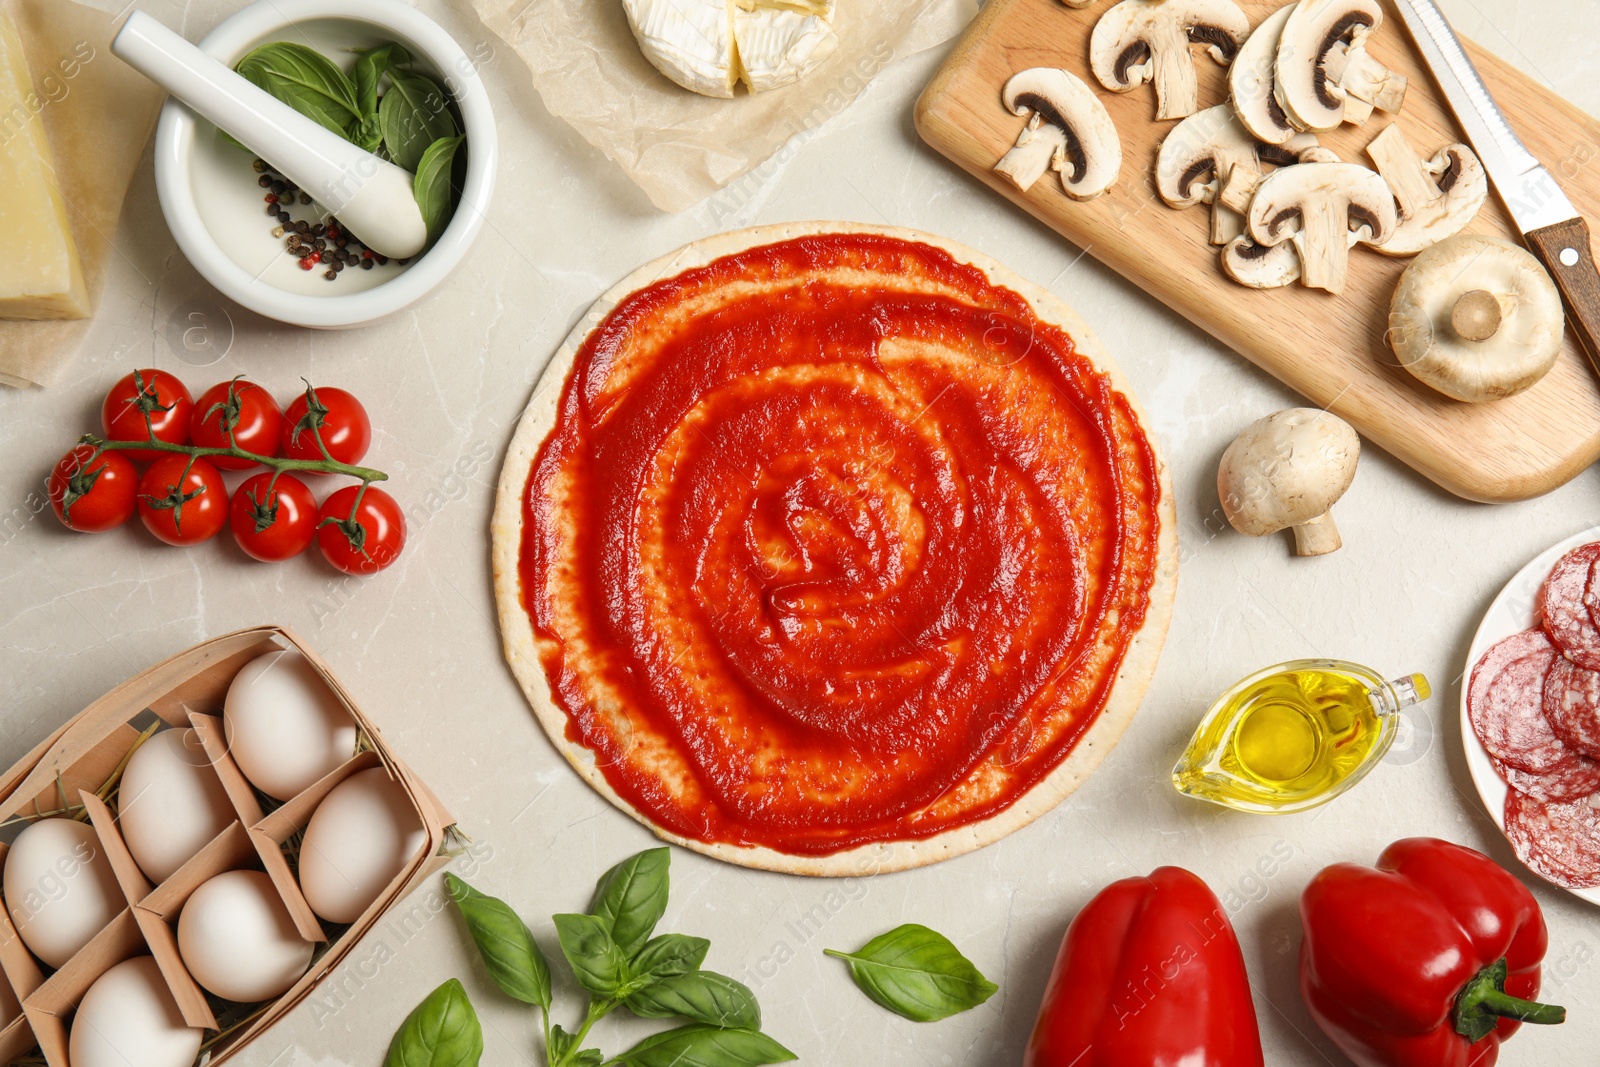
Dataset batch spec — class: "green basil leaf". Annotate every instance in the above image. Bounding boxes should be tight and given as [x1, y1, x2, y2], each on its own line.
[625, 971, 761, 1030]
[236, 42, 360, 137]
[618, 1025, 795, 1067]
[353, 42, 409, 117]
[353, 112, 385, 154]
[549, 1024, 577, 1061]
[383, 979, 483, 1067]
[628, 933, 709, 985]
[444, 873, 550, 1009]
[589, 848, 671, 958]
[570, 1051, 605, 1067]
[380, 68, 458, 171]
[412, 134, 464, 241]
[824, 924, 997, 1022]
[553, 912, 630, 998]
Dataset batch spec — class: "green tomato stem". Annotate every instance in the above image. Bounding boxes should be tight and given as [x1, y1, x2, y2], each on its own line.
[82, 433, 388, 484]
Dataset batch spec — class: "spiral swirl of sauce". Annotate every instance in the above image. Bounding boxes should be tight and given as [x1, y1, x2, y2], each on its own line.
[521, 234, 1163, 855]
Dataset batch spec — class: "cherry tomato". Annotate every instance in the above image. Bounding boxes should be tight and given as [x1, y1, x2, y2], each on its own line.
[101, 369, 193, 463]
[316, 485, 405, 575]
[190, 379, 285, 469]
[230, 473, 317, 562]
[48, 446, 138, 532]
[136, 456, 228, 546]
[283, 386, 371, 468]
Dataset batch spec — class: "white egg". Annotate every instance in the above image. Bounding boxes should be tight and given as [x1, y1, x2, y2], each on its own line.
[298, 768, 426, 924]
[117, 729, 236, 884]
[224, 650, 359, 800]
[3, 818, 124, 968]
[177, 870, 313, 1003]
[70, 956, 201, 1067]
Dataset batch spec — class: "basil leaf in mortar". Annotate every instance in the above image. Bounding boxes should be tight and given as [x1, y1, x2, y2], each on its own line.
[413, 135, 465, 241]
[381, 68, 458, 171]
[617, 1025, 795, 1067]
[353, 42, 409, 118]
[383, 979, 483, 1067]
[445, 873, 551, 1010]
[824, 924, 998, 1022]
[236, 41, 361, 137]
[625, 971, 762, 1031]
[589, 846, 672, 958]
[553, 912, 630, 999]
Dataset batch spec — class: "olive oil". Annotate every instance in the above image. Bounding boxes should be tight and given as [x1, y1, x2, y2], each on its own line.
[1173, 660, 1431, 814]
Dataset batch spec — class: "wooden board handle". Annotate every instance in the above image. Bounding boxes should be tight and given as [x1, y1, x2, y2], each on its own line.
[1526, 217, 1600, 379]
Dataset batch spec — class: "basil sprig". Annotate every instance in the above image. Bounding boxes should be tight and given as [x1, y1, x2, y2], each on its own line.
[232, 40, 465, 244]
[825, 924, 998, 1022]
[420, 848, 793, 1067]
[383, 979, 483, 1067]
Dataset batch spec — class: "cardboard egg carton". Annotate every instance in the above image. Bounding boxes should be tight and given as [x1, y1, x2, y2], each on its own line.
[0, 626, 455, 1066]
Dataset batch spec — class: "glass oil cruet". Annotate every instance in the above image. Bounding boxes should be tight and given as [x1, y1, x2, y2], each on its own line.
[1172, 659, 1432, 814]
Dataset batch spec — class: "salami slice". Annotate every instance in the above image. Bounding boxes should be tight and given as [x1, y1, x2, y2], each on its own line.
[1586, 553, 1600, 633]
[1545, 655, 1600, 759]
[1540, 543, 1600, 670]
[1504, 789, 1600, 889]
[1468, 630, 1568, 772]
[1491, 753, 1600, 802]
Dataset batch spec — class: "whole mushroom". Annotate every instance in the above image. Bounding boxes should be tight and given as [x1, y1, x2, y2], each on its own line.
[1388, 233, 1565, 402]
[1218, 408, 1361, 556]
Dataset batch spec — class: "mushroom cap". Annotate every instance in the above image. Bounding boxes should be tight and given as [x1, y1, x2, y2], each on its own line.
[1218, 408, 1361, 536]
[1388, 233, 1565, 403]
[1246, 161, 1397, 248]
[1156, 105, 1259, 208]
[1090, 0, 1250, 90]
[1275, 0, 1383, 132]
[1000, 67, 1122, 199]
[1220, 235, 1301, 288]
[1229, 4, 1297, 144]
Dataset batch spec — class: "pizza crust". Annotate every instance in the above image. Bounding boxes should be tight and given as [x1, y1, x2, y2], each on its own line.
[491, 221, 1178, 877]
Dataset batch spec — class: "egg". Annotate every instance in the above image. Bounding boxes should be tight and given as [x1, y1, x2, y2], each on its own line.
[224, 649, 359, 800]
[4, 818, 124, 968]
[117, 728, 236, 884]
[298, 768, 426, 924]
[70, 956, 202, 1067]
[177, 870, 313, 1002]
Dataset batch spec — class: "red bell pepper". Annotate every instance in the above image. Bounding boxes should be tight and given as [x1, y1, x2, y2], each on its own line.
[1023, 866, 1264, 1067]
[1299, 837, 1565, 1067]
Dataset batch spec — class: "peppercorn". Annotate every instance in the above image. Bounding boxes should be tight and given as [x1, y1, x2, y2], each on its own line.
[360, 258, 374, 270]
[298, 257, 315, 271]
[295, 221, 310, 235]
[376, 255, 389, 266]
[271, 226, 285, 238]
[252, 158, 267, 173]
[277, 210, 291, 224]
[299, 192, 312, 206]
[324, 269, 337, 280]
[397, 258, 410, 266]
[312, 224, 326, 237]
[257, 174, 272, 189]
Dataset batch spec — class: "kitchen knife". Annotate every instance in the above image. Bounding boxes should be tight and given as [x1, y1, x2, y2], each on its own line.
[1394, 0, 1600, 375]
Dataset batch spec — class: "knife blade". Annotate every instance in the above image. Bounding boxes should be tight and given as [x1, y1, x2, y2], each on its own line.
[1394, 0, 1600, 376]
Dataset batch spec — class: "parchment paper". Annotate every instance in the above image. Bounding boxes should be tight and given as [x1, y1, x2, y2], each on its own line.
[466, 0, 977, 211]
[0, 0, 163, 389]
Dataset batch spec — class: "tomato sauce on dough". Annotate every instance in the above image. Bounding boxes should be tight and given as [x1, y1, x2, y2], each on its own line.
[520, 233, 1162, 855]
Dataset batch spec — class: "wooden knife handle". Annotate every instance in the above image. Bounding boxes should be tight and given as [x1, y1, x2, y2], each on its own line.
[1525, 217, 1600, 377]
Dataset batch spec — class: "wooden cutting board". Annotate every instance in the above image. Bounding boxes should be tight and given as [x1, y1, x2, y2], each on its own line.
[915, 0, 1600, 503]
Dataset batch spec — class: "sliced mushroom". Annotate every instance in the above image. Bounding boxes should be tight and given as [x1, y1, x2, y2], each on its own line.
[1221, 233, 1302, 288]
[1156, 106, 1263, 244]
[1246, 161, 1396, 293]
[1217, 135, 1324, 215]
[1218, 408, 1360, 556]
[994, 68, 1122, 199]
[1090, 0, 1250, 121]
[1365, 123, 1488, 257]
[1229, 4, 1297, 144]
[1276, 0, 1406, 133]
[1060, 0, 1102, 6]
[1388, 233, 1564, 402]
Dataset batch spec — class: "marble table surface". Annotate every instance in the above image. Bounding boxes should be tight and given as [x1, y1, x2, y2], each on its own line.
[5, 0, 1600, 1063]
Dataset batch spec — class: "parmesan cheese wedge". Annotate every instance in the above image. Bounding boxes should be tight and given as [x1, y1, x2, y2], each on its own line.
[0, 12, 89, 321]
[622, 0, 837, 98]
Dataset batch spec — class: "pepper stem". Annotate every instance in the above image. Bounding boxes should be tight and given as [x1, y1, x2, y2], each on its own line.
[1454, 958, 1565, 1043]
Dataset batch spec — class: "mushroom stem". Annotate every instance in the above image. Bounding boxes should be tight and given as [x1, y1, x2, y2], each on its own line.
[995, 118, 1066, 190]
[1451, 289, 1503, 342]
[1291, 512, 1343, 556]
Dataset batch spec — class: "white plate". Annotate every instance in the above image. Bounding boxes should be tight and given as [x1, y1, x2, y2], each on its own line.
[1461, 524, 1600, 905]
